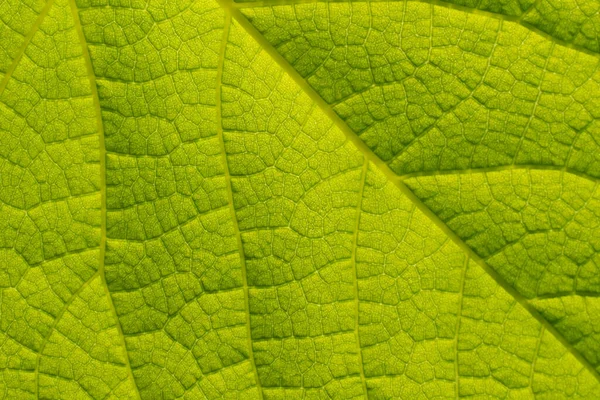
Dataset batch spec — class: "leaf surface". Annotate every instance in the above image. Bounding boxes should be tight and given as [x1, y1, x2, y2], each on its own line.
[1, 0, 600, 398]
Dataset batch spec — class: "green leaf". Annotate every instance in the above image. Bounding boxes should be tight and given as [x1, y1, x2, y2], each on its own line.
[243, 1, 600, 176]
[1, 0, 599, 398]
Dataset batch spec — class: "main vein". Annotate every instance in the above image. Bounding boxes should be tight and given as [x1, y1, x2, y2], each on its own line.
[68, 0, 141, 397]
[223, 3, 600, 384]
[215, 11, 264, 399]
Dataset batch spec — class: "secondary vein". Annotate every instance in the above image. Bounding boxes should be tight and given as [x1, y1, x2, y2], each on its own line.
[350, 160, 369, 398]
[215, 10, 265, 399]
[68, 0, 141, 398]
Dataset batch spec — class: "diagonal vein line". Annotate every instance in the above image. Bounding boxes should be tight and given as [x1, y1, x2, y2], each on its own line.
[215, 10, 264, 399]
[224, 4, 600, 384]
[68, 0, 141, 398]
[233, 0, 600, 60]
[0, 0, 56, 98]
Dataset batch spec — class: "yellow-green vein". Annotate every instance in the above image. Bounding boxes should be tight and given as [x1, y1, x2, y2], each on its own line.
[68, 0, 141, 397]
[215, 10, 264, 399]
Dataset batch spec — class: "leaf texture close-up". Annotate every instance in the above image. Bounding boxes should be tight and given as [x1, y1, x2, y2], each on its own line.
[2, 0, 600, 398]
